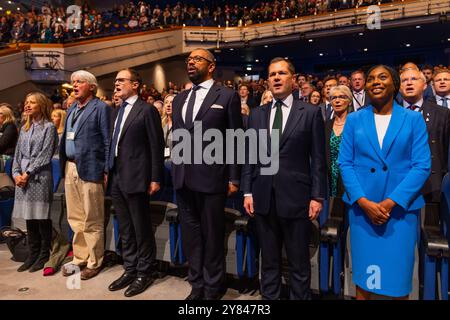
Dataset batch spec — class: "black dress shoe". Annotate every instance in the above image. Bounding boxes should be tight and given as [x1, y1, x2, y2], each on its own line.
[108, 272, 136, 291]
[124, 276, 154, 297]
[185, 290, 204, 300]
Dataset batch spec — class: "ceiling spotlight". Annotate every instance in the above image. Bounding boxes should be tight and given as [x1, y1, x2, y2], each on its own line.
[245, 74, 248, 77]
[358, 32, 364, 36]
[308, 39, 313, 42]
[264, 45, 269, 48]
[255, 59, 259, 62]
[319, 53, 324, 56]
[405, 43, 411, 47]
[363, 48, 368, 52]
[229, 48, 234, 51]
[284, 57, 289, 59]
[246, 67, 252, 71]
[416, 25, 421, 29]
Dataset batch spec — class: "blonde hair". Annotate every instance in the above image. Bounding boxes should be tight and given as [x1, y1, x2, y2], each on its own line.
[161, 94, 175, 128]
[52, 109, 67, 134]
[23, 92, 53, 131]
[260, 90, 273, 106]
[0, 105, 16, 125]
[329, 85, 353, 103]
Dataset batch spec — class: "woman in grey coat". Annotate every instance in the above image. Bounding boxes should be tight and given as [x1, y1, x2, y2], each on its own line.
[12, 92, 58, 272]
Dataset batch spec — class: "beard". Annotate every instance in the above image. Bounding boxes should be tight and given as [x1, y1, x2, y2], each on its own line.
[188, 67, 208, 84]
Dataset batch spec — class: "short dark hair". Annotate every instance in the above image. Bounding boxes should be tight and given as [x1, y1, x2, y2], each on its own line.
[239, 84, 249, 91]
[120, 68, 142, 91]
[351, 69, 365, 79]
[366, 64, 400, 97]
[422, 64, 433, 71]
[268, 57, 295, 75]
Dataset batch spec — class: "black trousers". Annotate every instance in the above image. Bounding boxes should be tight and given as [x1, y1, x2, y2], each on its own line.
[111, 171, 156, 277]
[176, 187, 226, 298]
[255, 192, 312, 300]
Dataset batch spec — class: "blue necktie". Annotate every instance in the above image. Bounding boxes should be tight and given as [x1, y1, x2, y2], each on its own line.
[326, 103, 333, 120]
[109, 102, 127, 170]
[441, 97, 448, 108]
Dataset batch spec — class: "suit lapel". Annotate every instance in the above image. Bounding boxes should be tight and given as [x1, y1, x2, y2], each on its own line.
[362, 107, 385, 163]
[188, 84, 220, 130]
[421, 102, 433, 131]
[174, 90, 189, 129]
[118, 100, 143, 143]
[75, 100, 96, 137]
[382, 103, 406, 158]
[279, 101, 304, 149]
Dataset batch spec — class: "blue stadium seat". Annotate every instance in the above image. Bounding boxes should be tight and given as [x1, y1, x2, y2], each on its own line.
[319, 197, 346, 296]
[4, 158, 12, 179]
[0, 198, 14, 228]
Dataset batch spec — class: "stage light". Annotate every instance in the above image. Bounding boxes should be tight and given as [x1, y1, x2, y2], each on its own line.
[308, 39, 313, 42]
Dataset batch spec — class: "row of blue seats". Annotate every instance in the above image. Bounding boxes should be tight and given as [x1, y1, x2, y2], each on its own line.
[1, 158, 448, 299]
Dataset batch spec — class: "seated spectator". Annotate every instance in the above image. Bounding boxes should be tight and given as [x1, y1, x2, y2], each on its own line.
[0, 17, 11, 43]
[128, 15, 139, 29]
[83, 20, 94, 37]
[0, 105, 19, 156]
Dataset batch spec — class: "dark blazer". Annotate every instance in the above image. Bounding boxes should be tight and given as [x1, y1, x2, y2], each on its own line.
[59, 98, 111, 182]
[421, 100, 450, 202]
[110, 99, 164, 194]
[0, 122, 18, 156]
[244, 96, 258, 109]
[171, 83, 243, 194]
[242, 99, 327, 219]
[325, 119, 345, 198]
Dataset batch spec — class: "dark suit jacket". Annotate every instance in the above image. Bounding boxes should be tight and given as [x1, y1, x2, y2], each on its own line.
[171, 83, 243, 194]
[59, 98, 111, 182]
[325, 119, 345, 198]
[421, 101, 450, 202]
[110, 99, 164, 194]
[242, 100, 327, 219]
[0, 122, 18, 156]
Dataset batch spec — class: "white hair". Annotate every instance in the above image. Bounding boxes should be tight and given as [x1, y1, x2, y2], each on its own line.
[71, 70, 98, 93]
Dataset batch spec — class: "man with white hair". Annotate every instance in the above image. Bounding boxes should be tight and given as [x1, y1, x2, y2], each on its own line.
[59, 70, 111, 280]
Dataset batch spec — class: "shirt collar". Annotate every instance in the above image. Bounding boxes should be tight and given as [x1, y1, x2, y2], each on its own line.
[271, 94, 293, 109]
[125, 95, 139, 106]
[402, 98, 424, 109]
[196, 78, 215, 90]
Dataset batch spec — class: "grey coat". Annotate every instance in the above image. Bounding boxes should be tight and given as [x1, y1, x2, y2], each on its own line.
[12, 120, 58, 220]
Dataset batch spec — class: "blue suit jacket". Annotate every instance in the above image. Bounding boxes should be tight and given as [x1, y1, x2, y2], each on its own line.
[338, 103, 431, 211]
[59, 98, 111, 182]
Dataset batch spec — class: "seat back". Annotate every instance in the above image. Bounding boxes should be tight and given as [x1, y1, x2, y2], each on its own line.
[441, 173, 450, 241]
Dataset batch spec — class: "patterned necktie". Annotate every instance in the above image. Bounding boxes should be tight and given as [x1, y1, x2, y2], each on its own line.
[109, 101, 127, 170]
[272, 100, 283, 145]
[441, 97, 448, 109]
[185, 85, 200, 127]
[407, 104, 418, 111]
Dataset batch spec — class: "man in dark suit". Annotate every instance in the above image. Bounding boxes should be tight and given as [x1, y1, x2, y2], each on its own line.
[400, 68, 450, 203]
[171, 49, 242, 300]
[107, 68, 164, 297]
[242, 57, 327, 300]
[60, 70, 111, 280]
[351, 70, 371, 111]
[432, 69, 450, 108]
[319, 77, 338, 121]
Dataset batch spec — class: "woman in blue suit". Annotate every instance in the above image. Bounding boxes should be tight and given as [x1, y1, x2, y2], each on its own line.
[338, 65, 431, 299]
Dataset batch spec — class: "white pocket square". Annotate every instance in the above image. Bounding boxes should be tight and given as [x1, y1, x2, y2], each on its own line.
[211, 104, 224, 109]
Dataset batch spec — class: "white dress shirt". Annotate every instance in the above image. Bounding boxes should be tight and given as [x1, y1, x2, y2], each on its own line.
[436, 94, 450, 108]
[352, 90, 365, 110]
[269, 94, 294, 134]
[113, 94, 138, 157]
[182, 78, 215, 123]
[402, 98, 424, 112]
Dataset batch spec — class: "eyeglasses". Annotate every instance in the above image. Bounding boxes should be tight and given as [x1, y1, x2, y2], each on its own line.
[401, 77, 422, 83]
[185, 56, 213, 64]
[114, 78, 134, 84]
[71, 79, 87, 85]
[330, 95, 350, 101]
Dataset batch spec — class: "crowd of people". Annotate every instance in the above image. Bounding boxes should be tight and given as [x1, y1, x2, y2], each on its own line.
[0, 0, 396, 44]
[0, 48, 449, 300]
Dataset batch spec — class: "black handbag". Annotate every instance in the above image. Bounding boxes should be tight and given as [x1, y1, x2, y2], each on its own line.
[0, 227, 29, 262]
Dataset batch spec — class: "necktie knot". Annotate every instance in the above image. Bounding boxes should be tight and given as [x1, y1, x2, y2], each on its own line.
[275, 100, 283, 109]
[408, 104, 417, 111]
[120, 101, 128, 109]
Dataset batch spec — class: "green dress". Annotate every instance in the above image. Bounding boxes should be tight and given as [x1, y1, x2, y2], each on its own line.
[330, 130, 342, 197]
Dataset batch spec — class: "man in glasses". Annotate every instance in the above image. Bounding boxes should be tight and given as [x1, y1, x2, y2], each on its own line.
[59, 70, 111, 280]
[107, 68, 164, 297]
[171, 49, 243, 300]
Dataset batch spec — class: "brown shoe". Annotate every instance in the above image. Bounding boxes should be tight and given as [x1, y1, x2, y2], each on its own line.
[80, 267, 102, 280]
[62, 264, 84, 277]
